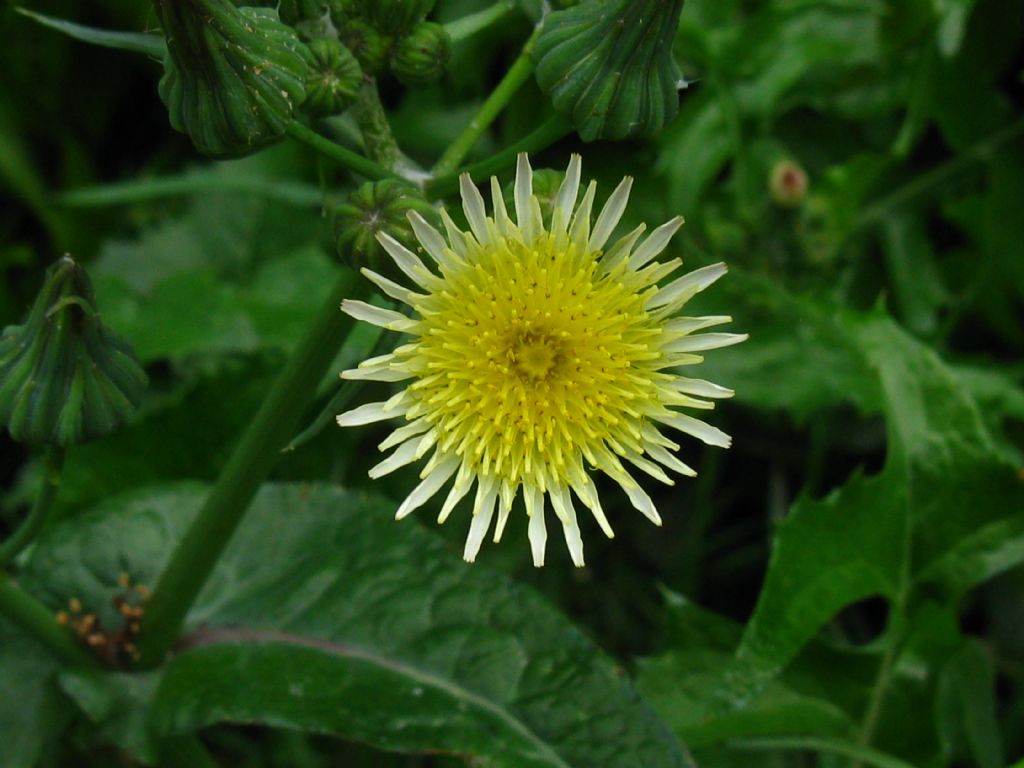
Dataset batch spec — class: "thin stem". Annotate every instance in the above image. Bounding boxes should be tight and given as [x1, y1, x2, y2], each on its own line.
[432, 27, 541, 177]
[351, 81, 400, 169]
[852, 629, 901, 768]
[445, 1, 516, 43]
[852, 118, 1024, 234]
[426, 113, 572, 197]
[0, 445, 65, 568]
[286, 122, 400, 182]
[137, 273, 362, 668]
[0, 573, 95, 666]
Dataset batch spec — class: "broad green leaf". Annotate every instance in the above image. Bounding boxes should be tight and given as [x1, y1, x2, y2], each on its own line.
[725, 314, 1024, 701]
[0, 618, 74, 768]
[24, 484, 693, 768]
[16, 8, 165, 58]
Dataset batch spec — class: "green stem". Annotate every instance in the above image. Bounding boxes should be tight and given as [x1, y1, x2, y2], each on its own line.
[351, 81, 400, 169]
[0, 573, 94, 666]
[137, 273, 361, 668]
[445, 0, 516, 43]
[852, 630, 901, 768]
[0, 445, 65, 568]
[286, 122, 400, 182]
[426, 113, 572, 198]
[432, 27, 541, 177]
[852, 118, 1024, 234]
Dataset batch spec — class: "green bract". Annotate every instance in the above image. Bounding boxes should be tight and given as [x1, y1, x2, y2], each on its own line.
[303, 39, 362, 117]
[335, 17, 393, 74]
[155, 0, 311, 158]
[334, 180, 439, 282]
[533, 0, 684, 141]
[0, 257, 147, 446]
[391, 21, 450, 88]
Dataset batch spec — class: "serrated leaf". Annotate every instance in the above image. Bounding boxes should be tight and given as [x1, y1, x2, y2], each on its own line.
[723, 314, 1024, 702]
[16, 8, 165, 58]
[23, 483, 693, 768]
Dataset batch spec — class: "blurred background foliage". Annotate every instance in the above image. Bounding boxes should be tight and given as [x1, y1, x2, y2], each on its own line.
[1, 0, 1023, 766]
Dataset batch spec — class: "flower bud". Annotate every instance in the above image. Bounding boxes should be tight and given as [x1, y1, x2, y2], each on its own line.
[155, 0, 311, 157]
[336, 17, 394, 74]
[335, 180, 440, 282]
[346, 0, 436, 34]
[303, 39, 363, 117]
[769, 160, 809, 208]
[391, 22, 450, 88]
[533, 0, 684, 141]
[0, 257, 147, 446]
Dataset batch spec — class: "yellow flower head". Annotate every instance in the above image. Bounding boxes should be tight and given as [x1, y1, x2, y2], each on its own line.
[338, 155, 745, 567]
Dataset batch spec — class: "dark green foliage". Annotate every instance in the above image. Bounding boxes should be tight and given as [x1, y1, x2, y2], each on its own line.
[2, 0, 1023, 766]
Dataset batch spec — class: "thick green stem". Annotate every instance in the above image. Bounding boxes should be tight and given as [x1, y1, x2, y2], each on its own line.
[137, 273, 361, 667]
[0, 573, 94, 666]
[0, 445, 65, 568]
[432, 27, 540, 177]
[351, 81, 400, 169]
[445, 1, 516, 43]
[286, 121, 401, 182]
[426, 113, 572, 198]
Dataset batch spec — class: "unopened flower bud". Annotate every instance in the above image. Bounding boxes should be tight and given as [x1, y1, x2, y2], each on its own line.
[533, 0, 684, 141]
[0, 257, 146, 446]
[391, 22, 450, 88]
[336, 17, 393, 74]
[303, 39, 363, 116]
[769, 160, 809, 208]
[335, 180, 440, 281]
[354, 0, 437, 34]
[155, 0, 311, 157]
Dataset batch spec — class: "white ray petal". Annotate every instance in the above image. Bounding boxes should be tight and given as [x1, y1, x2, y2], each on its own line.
[395, 456, 460, 520]
[549, 485, 585, 567]
[341, 300, 417, 332]
[377, 232, 433, 287]
[552, 154, 582, 233]
[655, 412, 732, 448]
[490, 176, 513, 237]
[569, 180, 597, 252]
[408, 211, 454, 268]
[664, 316, 733, 335]
[514, 153, 534, 242]
[524, 485, 547, 567]
[601, 223, 646, 272]
[624, 452, 674, 485]
[645, 441, 697, 477]
[670, 377, 735, 399]
[623, 483, 662, 525]
[368, 438, 422, 479]
[647, 262, 728, 310]
[359, 268, 415, 305]
[493, 484, 515, 542]
[567, 465, 614, 538]
[337, 400, 405, 427]
[590, 176, 633, 251]
[340, 363, 411, 382]
[628, 216, 684, 269]
[663, 332, 748, 354]
[463, 477, 498, 563]
[460, 174, 490, 244]
[379, 419, 432, 451]
[439, 209, 468, 256]
[438, 462, 474, 523]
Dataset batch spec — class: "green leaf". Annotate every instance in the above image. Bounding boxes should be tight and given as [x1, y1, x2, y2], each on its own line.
[15, 8, 165, 58]
[0, 618, 74, 768]
[24, 483, 693, 768]
[935, 640, 1003, 768]
[59, 668, 162, 765]
[723, 314, 1024, 700]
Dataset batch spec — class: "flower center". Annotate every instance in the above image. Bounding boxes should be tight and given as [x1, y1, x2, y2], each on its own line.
[510, 331, 561, 381]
